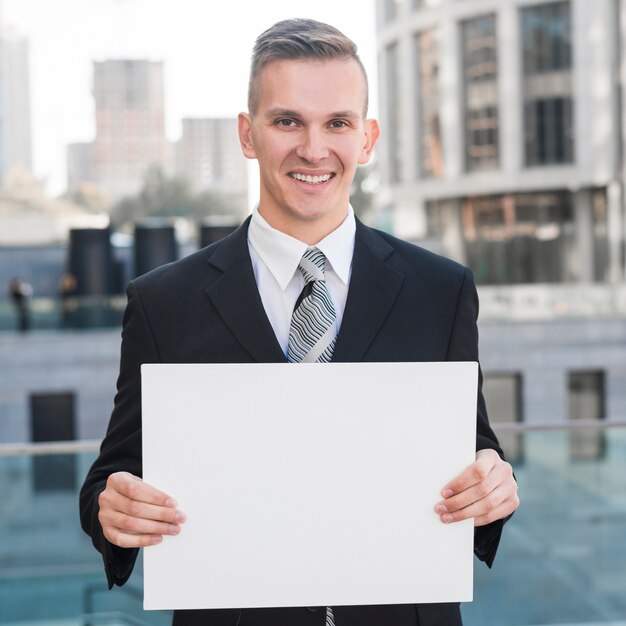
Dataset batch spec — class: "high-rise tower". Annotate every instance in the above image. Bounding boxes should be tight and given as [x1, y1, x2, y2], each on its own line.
[90, 59, 169, 200]
[0, 26, 32, 182]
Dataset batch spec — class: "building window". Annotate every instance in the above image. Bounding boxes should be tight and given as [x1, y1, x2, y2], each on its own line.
[522, 1, 574, 166]
[383, 0, 402, 22]
[462, 191, 576, 284]
[568, 371, 605, 460]
[483, 373, 524, 464]
[385, 43, 402, 184]
[522, 1, 572, 73]
[415, 29, 443, 178]
[461, 14, 499, 172]
[524, 97, 574, 165]
[30, 392, 77, 492]
[592, 189, 609, 281]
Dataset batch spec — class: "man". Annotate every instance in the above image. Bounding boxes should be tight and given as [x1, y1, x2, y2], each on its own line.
[80, 18, 519, 626]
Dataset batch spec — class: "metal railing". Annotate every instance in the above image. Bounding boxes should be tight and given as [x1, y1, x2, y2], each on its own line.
[0, 295, 126, 332]
[490, 418, 626, 432]
[2, 419, 625, 457]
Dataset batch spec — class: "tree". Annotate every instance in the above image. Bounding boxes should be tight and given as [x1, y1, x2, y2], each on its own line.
[110, 165, 246, 229]
[350, 161, 380, 224]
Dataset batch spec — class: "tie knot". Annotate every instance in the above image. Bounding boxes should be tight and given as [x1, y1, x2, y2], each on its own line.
[299, 247, 326, 284]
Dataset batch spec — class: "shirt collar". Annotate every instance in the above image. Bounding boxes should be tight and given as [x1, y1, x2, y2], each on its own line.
[248, 207, 356, 290]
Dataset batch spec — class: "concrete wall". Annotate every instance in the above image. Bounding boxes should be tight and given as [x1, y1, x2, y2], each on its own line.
[0, 330, 120, 443]
[1, 313, 625, 444]
[479, 317, 626, 424]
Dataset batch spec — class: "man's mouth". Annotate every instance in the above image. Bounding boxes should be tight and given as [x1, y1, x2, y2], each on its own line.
[289, 172, 334, 184]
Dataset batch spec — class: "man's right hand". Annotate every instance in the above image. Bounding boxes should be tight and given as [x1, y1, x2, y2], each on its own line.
[98, 472, 186, 548]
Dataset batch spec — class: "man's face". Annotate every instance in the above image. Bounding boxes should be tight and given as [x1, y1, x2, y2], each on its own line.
[238, 58, 379, 241]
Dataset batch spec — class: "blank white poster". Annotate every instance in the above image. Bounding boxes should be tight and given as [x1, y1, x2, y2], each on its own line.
[142, 362, 477, 610]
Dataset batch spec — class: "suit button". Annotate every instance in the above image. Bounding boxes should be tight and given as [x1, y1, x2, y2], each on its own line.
[306, 607, 321, 612]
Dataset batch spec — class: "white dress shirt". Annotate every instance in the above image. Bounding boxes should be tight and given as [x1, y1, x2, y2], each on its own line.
[247, 207, 356, 357]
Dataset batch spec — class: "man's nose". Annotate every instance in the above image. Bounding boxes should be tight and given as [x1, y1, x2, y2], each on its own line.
[295, 128, 329, 162]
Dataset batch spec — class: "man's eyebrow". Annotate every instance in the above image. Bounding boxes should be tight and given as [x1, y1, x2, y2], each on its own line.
[263, 108, 361, 120]
[330, 110, 360, 119]
[264, 108, 301, 119]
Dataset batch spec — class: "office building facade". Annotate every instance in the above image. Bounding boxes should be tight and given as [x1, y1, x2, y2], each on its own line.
[376, 0, 626, 444]
[377, 0, 625, 286]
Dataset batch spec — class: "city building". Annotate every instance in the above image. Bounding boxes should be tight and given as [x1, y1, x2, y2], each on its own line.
[376, 0, 625, 287]
[376, 0, 626, 442]
[75, 59, 171, 201]
[66, 142, 93, 191]
[0, 25, 33, 183]
[176, 117, 248, 197]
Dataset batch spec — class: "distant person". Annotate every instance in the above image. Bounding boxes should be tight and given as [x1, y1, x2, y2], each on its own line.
[9, 277, 33, 333]
[58, 273, 77, 328]
[80, 18, 519, 626]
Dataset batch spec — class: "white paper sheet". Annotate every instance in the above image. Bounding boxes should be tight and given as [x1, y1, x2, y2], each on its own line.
[141, 362, 477, 610]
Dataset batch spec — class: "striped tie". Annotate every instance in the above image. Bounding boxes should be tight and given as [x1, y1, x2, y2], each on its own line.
[287, 247, 337, 625]
[287, 247, 337, 364]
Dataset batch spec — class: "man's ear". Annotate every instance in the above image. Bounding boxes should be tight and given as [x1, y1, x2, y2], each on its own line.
[238, 112, 257, 159]
[358, 118, 380, 165]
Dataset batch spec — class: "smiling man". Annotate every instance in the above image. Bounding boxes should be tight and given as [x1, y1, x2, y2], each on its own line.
[80, 18, 518, 626]
[238, 53, 378, 244]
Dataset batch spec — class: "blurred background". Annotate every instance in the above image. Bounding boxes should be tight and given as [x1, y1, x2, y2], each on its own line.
[0, 0, 625, 625]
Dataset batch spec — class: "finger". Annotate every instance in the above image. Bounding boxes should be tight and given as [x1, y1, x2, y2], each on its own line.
[98, 487, 185, 530]
[103, 525, 164, 549]
[436, 469, 500, 515]
[441, 450, 498, 498]
[437, 458, 512, 514]
[108, 472, 177, 507]
[474, 494, 520, 527]
[439, 484, 511, 524]
[104, 510, 182, 537]
[114, 494, 186, 525]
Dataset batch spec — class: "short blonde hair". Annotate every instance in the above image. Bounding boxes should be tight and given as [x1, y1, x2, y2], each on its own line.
[248, 18, 369, 116]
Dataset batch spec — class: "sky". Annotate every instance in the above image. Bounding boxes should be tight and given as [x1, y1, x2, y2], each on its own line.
[2, 0, 379, 196]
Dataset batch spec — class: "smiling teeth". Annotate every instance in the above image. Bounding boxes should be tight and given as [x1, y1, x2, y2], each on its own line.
[291, 173, 332, 184]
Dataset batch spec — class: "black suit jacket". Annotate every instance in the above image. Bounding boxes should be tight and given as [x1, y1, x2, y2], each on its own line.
[80, 218, 507, 626]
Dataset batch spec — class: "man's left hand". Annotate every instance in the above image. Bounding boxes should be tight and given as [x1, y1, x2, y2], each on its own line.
[435, 449, 519, 527]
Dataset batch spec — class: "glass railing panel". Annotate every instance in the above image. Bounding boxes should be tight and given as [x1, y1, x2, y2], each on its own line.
[2, 428, 624, 625]
[0, 296, 125, 333]
[464, 426, 626, 626]
[0, 450, 170, 625]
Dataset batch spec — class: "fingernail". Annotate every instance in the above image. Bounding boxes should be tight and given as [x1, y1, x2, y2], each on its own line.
[168, 524, 180, 534]
[442, 514, 454, 523]
[165, 498, 177, 508]
[150, 535, 163, 545]
[442, 489, 453, 498]
[436, 504, 448, 514]
[175, 511, 186, 523]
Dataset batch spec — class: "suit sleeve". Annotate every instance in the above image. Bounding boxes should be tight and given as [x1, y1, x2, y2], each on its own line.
[79, 281, 160, 588]
[445, 267, 513, 568]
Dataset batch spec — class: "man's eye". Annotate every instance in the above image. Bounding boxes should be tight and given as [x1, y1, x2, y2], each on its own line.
[277, 119, 296, 127]
[330, 120, 349, 128]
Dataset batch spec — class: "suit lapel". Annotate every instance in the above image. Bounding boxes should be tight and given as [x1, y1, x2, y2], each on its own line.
[203, 217, 404, 364]
[332, 221, 405, 362]
[204, 218, 287, 363]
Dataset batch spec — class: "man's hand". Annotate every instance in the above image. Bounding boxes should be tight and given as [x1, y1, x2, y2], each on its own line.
[98, 472, 186, 548]
[435, 449, 519, 527]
